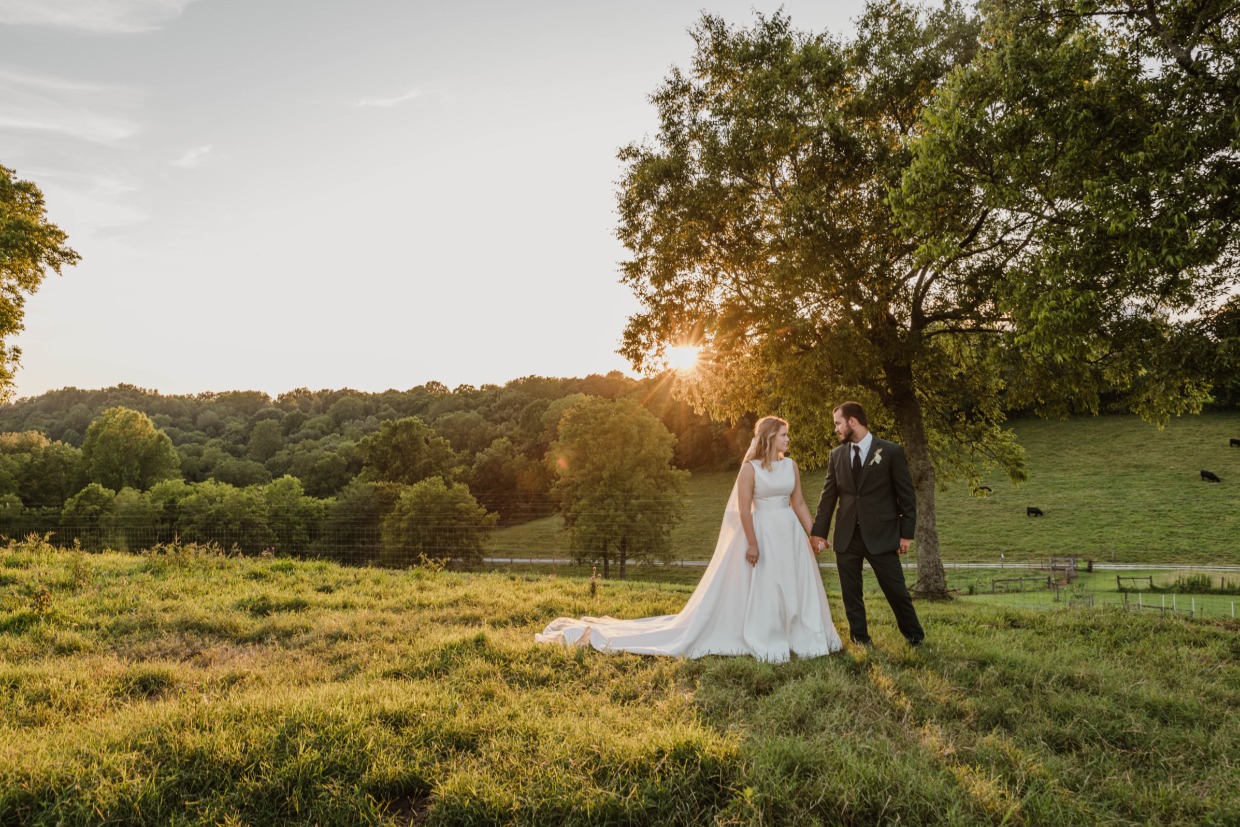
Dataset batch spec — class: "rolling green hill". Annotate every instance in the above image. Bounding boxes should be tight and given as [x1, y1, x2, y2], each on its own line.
[495, 412, 1240, 566]
[2, 539, 1236, 825]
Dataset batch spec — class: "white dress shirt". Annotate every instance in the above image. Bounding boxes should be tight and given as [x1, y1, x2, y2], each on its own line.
[851, 431, 873, 467]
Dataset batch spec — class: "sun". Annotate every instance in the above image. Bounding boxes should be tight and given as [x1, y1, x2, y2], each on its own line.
[666, 345, 702, 373]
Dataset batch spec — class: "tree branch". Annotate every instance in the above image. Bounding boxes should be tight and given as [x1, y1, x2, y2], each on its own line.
[1136, 0, 1202, 77]
[923, 325, 1007, 338]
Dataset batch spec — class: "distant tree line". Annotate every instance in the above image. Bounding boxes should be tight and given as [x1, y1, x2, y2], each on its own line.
[0, 374, 747, 567]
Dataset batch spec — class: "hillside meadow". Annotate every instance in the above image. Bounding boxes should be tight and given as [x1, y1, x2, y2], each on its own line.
[2, 537, 1237, 826]
[494, 412, 1240, 566]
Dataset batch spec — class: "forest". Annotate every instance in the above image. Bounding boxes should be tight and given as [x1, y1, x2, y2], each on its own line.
[0, 374, 751, 565]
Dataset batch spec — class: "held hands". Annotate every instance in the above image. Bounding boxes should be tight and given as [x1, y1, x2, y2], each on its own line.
[809, 536, 828, 555]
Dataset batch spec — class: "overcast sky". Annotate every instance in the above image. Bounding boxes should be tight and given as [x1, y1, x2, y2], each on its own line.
[2, 0, 868, 400]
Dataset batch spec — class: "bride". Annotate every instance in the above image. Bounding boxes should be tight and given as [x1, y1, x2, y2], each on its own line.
[536, 416, 842, 662]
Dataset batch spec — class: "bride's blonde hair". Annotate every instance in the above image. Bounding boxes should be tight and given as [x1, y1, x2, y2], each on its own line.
[743, 416, 787, 471]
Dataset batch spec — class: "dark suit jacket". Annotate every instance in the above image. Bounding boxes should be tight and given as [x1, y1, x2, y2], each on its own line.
[811, 436, 917, 555]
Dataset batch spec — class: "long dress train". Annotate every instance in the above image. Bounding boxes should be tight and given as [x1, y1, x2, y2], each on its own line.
[535, 459, 842, 662]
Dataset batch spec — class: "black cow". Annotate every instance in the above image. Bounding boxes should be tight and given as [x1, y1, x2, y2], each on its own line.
[977, 485, 992, 493]
[1202, 470, 1222, 483]
[1230, 438, 1240, 447]
[1027, 506, 1044, 517]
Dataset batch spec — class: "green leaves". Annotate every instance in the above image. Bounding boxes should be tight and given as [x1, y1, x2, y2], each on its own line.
[898, 0, 1236, 422]
[379, 477, 496, 567]
[81, 407, 180, 492]
[358, 417, 459, 486]
[0, 165, 80, 400]
[548, 397, 688, 574]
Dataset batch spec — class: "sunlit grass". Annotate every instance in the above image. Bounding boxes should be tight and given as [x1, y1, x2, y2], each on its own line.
[1, 539, 1237, 824]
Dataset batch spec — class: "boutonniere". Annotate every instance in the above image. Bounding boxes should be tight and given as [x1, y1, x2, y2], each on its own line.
[870, 448, 883, 466]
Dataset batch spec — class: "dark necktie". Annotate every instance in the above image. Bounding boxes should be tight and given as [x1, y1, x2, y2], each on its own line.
[852, 444, 862, 485]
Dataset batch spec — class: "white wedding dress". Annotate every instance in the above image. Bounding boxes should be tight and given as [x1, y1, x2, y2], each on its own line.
[536, 458, 842, 662]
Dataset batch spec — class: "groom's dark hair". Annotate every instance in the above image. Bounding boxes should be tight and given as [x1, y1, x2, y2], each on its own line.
[834, 401, 868, 427]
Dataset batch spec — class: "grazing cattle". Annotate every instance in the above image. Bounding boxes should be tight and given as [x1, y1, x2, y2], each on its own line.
[1201, 470, 1222, 483]
[1230, 438, 1240, 447]
[1027, 506, 1044, 517]
[977, 485, 992, 493]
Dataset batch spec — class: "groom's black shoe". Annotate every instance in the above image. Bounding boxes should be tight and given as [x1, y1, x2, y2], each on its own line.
[850, 636, 873, 646]
[907, 637, 923, 647]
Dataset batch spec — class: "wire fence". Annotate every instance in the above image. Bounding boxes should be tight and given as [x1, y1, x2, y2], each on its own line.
[5, 513, 1239, 623]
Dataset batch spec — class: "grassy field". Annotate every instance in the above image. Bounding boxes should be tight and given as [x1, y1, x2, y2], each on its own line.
[951, 568, 1240, 618]
[2, 538, 1238, 825]
[494, 412, 1240, 566]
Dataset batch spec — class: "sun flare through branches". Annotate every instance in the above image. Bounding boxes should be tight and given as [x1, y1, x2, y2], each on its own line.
[665, 345, 703, 373]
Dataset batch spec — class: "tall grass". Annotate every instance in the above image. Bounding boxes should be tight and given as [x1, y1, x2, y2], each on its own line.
[2, 538, 1237, 825]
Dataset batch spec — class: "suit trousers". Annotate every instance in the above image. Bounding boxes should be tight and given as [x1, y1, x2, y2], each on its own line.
[835, 525, 924, 643]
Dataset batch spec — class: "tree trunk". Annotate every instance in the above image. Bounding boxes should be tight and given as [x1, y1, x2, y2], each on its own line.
[602, 548, 610, 579]
[618, 535, 628, 580]
[887, 364, 951, 600]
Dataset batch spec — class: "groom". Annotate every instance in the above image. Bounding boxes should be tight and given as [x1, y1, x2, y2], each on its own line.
[810, 402, 924, 646]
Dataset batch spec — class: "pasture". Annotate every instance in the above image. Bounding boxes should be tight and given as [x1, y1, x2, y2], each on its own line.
[2, 537, 1237, 825]
[494, 412, 1240, 566]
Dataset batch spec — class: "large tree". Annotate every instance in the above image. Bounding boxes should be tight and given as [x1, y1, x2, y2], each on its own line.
[81, 407, 180, 491]
[617, 2, 1235, 598]
[0, 165, 80, 400]
[379, 477, 496, 567]
[548, 397, 687, 579]
[617, 5, 985, 597]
